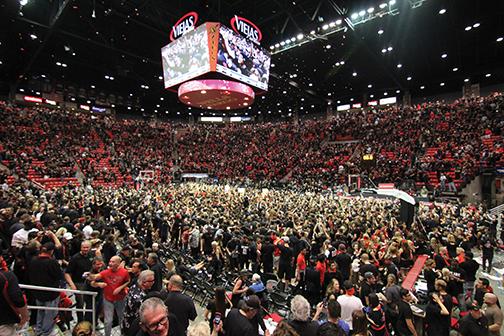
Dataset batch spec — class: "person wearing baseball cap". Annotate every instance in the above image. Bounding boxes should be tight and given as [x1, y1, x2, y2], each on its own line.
[459, 300, 489, 336]
[223, 295, 263, 336]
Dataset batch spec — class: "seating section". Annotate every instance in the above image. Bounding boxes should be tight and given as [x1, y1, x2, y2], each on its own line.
[0, 92, 503, 192]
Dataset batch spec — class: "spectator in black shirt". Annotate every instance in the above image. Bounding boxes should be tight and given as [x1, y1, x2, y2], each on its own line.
[396, 288, 417, 336]
[277, 238, 293, 291]
[164, 274, 197, 332]
[459, 301, 489, 336]
[334, 244, 351, 282]
[359, 272, 377, 306]
[147, 253, 163, 292]
[223, 295, 262, 336]
[28, 242, 64, 336]
[0, 256, 29, 336]
[64, 240, 93, 322]
[261, 238, 274, 274]
[448, 259, 466, 311]
[423, 259, 438, 294]
[460, 251, 479, 298]
[424, 292, 450, 336]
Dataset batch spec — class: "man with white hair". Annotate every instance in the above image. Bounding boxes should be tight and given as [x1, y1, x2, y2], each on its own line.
[123, 270, 155, 336]
[137, 297, 182, 336]
[249, 274, 265, 294]
[288, 295, 319, 336]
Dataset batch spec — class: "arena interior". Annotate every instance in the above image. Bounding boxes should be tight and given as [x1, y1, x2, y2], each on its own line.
[1, 1, 504, 336]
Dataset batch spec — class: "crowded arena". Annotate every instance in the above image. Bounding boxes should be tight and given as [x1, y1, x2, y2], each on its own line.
[1, 0, 504, 336]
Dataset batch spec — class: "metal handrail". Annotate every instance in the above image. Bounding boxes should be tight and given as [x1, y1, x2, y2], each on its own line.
[19, 284, 97, 334]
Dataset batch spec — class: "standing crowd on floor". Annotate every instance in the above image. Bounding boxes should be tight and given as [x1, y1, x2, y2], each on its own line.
[0, 181, 502, 336]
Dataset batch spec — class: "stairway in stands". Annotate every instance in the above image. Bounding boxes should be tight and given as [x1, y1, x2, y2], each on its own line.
[79, 130, 131, 188]
[419, 146, 464, 190]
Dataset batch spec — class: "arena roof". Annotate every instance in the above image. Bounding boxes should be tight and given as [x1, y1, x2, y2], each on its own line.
[1, 0, 503, 118]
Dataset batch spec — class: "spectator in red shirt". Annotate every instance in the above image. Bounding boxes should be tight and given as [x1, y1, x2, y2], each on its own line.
[316, 254, 327, 291]
[295, 248, 307, 292]
[90, 255, 130, 336]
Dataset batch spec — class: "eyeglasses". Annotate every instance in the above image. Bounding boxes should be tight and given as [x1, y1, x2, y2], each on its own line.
[146, 316, 168, 331]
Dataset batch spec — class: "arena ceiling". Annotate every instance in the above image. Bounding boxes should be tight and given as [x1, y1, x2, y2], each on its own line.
[1, 0, 504, 119]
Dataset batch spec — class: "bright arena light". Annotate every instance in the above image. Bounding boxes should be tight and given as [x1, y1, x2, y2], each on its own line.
[439, 9, 446, 15]
[497, 37, 503, 42]
[297, 33, 304, 40]
[378, 29, 384, 35]
[322, 24, 329, 30]
[359, 10, 366, 17]
[379, 3, 387, 9]
[335, 19, 342, 25]
[351, 13, 359, 20]
[367, 7, 375, 13]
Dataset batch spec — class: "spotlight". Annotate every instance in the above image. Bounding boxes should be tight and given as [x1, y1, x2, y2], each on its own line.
[275, 43, 280, 48]
[379, 3, 387, 9]
[381, 48, 387, 53]
[352, 72, 357, 77]
[387, 46, 393, 51]
[367, 7, 375, 13]
[441, 53, 447, 58]
[486, 73, 491, 77]
[497, 37, 503, 42]
[473, 23, 480, 28]
[290, 37, 296, 42]
[452, 67, 458, 71]
[322, 24, 329, 30]
[336, 19, 342, 25]
[297, 33, 304, 40]
[465, 26, 472, 31]
[30, 34, 37, 40]
[358, 10, 366, 17]
[19, 0, 28, 5]
[397, 63, 402, 68]
[420, 85, 425, 89]
[378, 29, 384, 35]
[464, 78, 470, 82]
[329, 22, 336, 28]
[351, 13, 359, 20]
[389, 0, 396, 5]
[440, 82, 445, 86]
[438, 9, 446, 14]
[270, 46, 274, 50]
[368, 84, 373, 88]
[407, 76, 412, 81]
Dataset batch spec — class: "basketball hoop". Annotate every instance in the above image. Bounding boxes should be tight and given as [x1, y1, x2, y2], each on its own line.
[138, 170, 155, 183]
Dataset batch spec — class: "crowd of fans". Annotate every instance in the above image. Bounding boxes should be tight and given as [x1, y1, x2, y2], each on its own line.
[0, 180, 502, 336]
[1, 93, 503, 194]
[0, 93, 503, 336]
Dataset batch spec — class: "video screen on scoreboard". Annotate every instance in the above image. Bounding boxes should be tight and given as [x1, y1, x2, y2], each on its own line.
[161, 24, 210, 89]
[216, 25, 271, 91]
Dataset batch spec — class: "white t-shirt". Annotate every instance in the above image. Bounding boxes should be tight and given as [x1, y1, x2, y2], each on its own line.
[337, 294, 364, 330]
